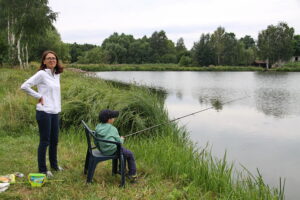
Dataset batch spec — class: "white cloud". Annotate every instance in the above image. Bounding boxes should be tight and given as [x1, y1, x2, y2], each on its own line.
[49, 0, 300, 49]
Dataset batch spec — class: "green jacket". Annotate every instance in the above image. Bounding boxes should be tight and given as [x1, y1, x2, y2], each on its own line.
[94, 123, 124, 156]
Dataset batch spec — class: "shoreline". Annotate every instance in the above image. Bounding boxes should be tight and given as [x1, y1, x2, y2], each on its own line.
[67, 63, 300, 72]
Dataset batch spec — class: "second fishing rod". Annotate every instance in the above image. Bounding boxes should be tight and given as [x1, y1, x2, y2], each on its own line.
[124, 95, 250, 137]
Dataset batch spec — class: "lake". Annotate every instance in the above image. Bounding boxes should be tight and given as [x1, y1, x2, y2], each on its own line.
[95, 71, 300, 200]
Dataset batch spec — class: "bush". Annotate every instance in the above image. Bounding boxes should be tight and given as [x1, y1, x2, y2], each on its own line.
[179, 55, 192, 66]
[160, 53, 177, 63]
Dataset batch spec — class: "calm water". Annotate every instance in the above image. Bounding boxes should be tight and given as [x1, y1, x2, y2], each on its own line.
[95, 71, 300, 199]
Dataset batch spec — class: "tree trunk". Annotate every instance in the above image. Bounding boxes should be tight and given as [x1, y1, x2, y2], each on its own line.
[7, 19, 10, 45]
[7, 17, 17, 65]
[21, 45, 25, 67]
[25, 44, 29, 68]
[17, 36, 23, 69]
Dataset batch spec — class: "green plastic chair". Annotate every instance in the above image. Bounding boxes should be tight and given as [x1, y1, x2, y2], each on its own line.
[81, 120, 125, 187]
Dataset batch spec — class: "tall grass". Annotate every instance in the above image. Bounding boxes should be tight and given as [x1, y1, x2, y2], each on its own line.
[283, 61, 300, 68]
[0, 67, 284, 199]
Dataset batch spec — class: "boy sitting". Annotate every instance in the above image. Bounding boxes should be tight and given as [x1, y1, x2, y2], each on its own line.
[95, 109, 137, 182]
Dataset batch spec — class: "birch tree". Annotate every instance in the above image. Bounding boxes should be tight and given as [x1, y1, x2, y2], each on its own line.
[0, 0, 57, 68]
[257, 22, 294, 68]
[211, 27, 226, 65]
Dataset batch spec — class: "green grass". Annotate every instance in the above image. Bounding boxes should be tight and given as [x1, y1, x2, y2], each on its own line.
[270, 62, 300, 72]
[0, 67, 285, 199]
[283, 61, 300, 67]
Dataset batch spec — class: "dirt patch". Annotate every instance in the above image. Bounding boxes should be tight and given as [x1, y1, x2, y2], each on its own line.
[65, 68, 87, 73]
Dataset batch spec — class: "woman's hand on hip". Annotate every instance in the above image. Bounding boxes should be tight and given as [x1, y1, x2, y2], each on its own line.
[39, 97, 44, 105]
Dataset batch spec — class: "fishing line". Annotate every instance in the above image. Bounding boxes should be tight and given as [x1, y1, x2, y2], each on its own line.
[124, 95, 250, 137]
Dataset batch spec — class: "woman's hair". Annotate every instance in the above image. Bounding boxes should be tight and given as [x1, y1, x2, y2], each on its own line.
[39, 50, 63, 74]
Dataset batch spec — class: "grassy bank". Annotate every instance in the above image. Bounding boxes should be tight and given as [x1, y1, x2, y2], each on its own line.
[68, 62, 300, 72]
[0, 67, 284, 199]
[272, 62, 300, 72]
[68, 63, 265, 72]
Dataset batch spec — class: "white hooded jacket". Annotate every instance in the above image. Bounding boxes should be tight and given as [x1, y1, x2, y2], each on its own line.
[21, 69, 61, 114]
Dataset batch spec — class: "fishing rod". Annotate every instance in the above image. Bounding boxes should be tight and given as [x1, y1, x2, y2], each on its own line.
[124, 95, 250, 138]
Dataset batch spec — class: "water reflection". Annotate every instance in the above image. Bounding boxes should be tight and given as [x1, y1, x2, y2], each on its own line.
[253, 72, 300, 118]
[255, 88, 291, 118]
[198, 96, 223, 111]
[176, 91, 183, 100]
[210, 99, 223, 111]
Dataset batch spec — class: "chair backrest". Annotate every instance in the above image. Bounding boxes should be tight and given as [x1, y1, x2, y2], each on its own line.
[81, 120, 95, 153]
[82, 120, 122, 156]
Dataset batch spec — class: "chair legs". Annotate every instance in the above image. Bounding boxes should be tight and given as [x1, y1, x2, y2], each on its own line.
[84, 150, 90, 175]
[119, 154, 125, 187]
[112, 157, 125, 187]
[112, 159, 118, 175]
[87, 159, 96, 183]
[84, 154, 125, 186]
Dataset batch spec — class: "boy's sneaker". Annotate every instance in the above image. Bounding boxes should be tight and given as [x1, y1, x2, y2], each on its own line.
[127, 174, 138, 183]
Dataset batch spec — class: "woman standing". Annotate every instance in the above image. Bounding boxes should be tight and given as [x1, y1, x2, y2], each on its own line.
[21, 50, 64, 177]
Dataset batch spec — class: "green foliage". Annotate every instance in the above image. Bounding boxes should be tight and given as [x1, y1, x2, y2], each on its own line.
[179, 55, 192, 66]
[30, 28, 70, 62]
[68, 43, 97, 63]
[190, 28, 258, 67]
[160, 53, 177, 63]
[257, 22, 295, 66]
[77, 47, 108, 64]
[293, 35, 300, 56]
[211, 26, 226, 65]
[222, 32, 238, 65]
[127, 38, 151, 64]
[149, 31, 176, 63]
[0, 0, 57, 67]
[0, 30, 8, 65]
[239, 35, 255, 49]
[101, 33, 135, 64]
[236, 41, 256, 66]
[100, 31, 178, 64]
[191, 28, 250, 67]
[191, 33, 215, 66]
[175, 37, 189, 63]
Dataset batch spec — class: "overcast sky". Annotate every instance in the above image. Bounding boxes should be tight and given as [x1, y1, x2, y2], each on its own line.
[48, 0, 300, 49]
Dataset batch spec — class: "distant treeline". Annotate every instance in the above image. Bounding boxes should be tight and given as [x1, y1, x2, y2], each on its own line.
[68, 24, 300, 69]
[0, 0, 299, 68]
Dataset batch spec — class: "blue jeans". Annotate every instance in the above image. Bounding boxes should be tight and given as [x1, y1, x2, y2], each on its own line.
[36, 111, 59, 172]
[121, 147, 136, 175]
